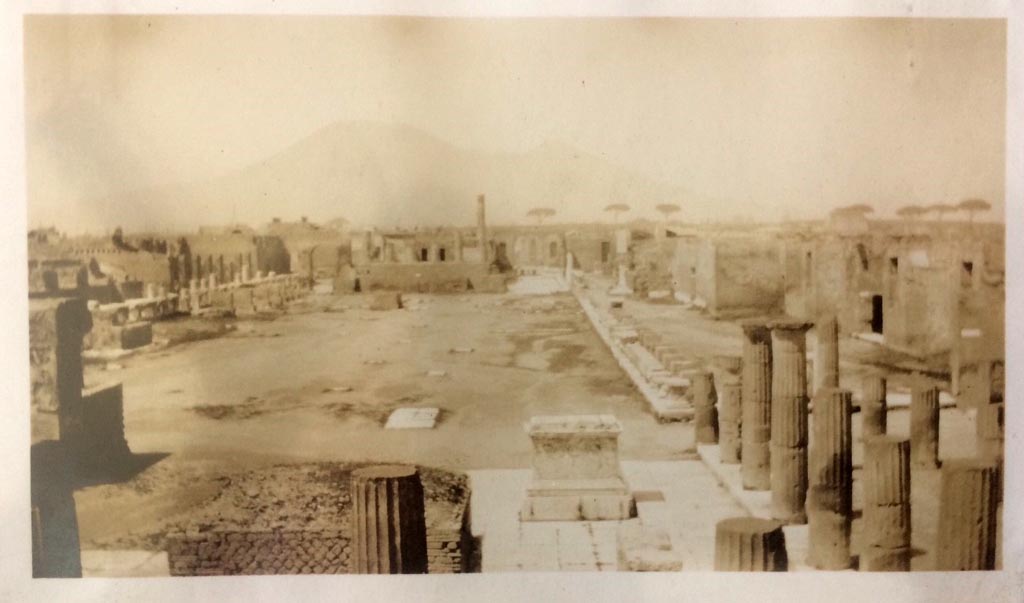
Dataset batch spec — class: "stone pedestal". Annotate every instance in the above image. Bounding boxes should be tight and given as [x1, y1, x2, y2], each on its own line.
[740, 322, 772, 491]
[861, 436, 911, 571]
[609, 263, 633, 296]
[910, 385, 940, 470]
[768, 320, 812, 524]
[691, 370, 719, 445]
[935, 459, 999, 570]
[714, 517, 788, 571]
[718, 378, 742, 464]
[860, 375, 887, 439]
[350, 465, 428, 574]
[807, 388, 852, 569]
[521, 415, 636, 521]
[813, 316, 839, 395]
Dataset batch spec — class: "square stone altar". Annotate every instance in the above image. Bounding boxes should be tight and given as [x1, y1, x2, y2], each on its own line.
[520, 414, 637, 521]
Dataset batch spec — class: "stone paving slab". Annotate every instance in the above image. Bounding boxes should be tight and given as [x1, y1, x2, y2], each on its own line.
[468, 460, 746, 572]
[384, 407, 439, 429]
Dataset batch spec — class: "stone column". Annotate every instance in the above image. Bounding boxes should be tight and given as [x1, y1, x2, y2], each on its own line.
[714, 517, 788, 571]
[910, 384, 940, 470]
[861, 374, 887, 439]
[741, 322, 772, 491]
[718, 377, 742, 464]
[691, 370, 719, 445]
[188, 279, 201, 316]
[807, 387, 853, 569]
[241, 263, 251, 283]
[976, 402, 1004, 461]
[476, 194, 490, 265]
[935, 459, 1000, 570]
[218, 255, 226, 283]
[813, 315, 839, 395]
[208, 273, 217, 290]
[145, 283, 157, 299]
[768, 319, 812, 524]
[350, 465, 428, 574]
[861, 436, 911, 571]
[453, 230, 463, 262]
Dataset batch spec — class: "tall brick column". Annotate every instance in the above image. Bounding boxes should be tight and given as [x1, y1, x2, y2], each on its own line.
[807, 388, 852, 569]
[768, 319, 812, 524]
[910, 384, 940, 469]
[718, 377, 742, 464]
[935, 459, 999, 570]
[692, 370, 719, 445]
[740, 322, 772, 490]
[813, 315, 839, 395]
[860, 374, 887, 439]
[714, 517, 788, 571]
[351, 465, 428, 574]
[861, 436, 911, 571]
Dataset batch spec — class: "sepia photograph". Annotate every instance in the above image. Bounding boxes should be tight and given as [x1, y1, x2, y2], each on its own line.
[3, 2, 1021, 601]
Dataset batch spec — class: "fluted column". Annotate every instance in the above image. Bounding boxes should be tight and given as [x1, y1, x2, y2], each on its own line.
[861, 436, 911, 571]
[813, 315, 839, 395]
[714, 517, 788, 571]
[740, 322, 772, 490]
[718, 377, 742, 464]
[860, 374, 887, 439]
[935, 459, 999, 570]
[692, 370, 719, 445]
[351, 465, 428, 574]
[768, 319, 812, 524]
[910, 384, 940, 469]
[807, 387, 852, 569]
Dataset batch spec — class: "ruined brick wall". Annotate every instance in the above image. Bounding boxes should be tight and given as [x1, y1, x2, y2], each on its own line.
[167, 530, 350, 576]
[29, 298, 90, 444]
[354, 263, 507, 293]
[669, 237, 701, 299]
[426, 499, 475, 573]
[702, 237, 783, 316]
[79, 383, 131, 466]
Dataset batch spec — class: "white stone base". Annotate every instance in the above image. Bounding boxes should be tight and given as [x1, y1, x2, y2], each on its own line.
[521, 478, 637, 521]
[384, 407, 439, 429]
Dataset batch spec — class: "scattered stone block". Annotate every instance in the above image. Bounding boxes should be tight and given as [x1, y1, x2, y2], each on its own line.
[385, 408, 439, 430]
[369, 292, 403, 311]
[616, 521, 682, 571]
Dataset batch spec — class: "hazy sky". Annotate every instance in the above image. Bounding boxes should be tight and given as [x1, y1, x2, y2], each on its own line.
[24, 16, 1006, 230]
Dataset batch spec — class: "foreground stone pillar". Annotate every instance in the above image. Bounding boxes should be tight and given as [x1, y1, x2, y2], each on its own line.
[350, 465, 428, 574]
[910, 385, 940, 469]
[768, 320, 812, 524]
[807, 388, 852, 569]
[813, 315, 839, 395]
[740, 322, 772, 490]
[714, 517, 788, 571]
[718, 377, 742, 464]
[861, 436, 911, 571]
[935, 459, 999, 570]
[860, 374, 887, 439]
[241, 264, 251, 283]
[691, 370, 719, 445]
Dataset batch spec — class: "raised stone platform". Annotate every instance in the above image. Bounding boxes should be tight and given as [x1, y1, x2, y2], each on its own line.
[520, 415, 637, 522]
[384, 407, 439, 430]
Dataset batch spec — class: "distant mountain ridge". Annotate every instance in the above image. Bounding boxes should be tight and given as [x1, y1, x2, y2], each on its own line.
[82, 121, 699, 232]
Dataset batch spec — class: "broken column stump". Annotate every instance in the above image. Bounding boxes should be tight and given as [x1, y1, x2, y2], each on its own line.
[768, 320, 812, 524]
[910, 384, 940, 470]
[691, 370, 719, 445]
[350, 464, 428, 574]
[520, 415, 636, 521]
[935, 459, 1000, 570]
[860, 374, 887, 439]
[813, 315, 839, 395]
[861, 436, 911, 571]
[807, 387, 853, 569]
[718, 377, 742, 464]
[740, 321, 772, 491]
[714, 517, 788, 571]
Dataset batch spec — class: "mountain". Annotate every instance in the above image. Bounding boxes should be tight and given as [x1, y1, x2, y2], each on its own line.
[79, 121, 701, 232]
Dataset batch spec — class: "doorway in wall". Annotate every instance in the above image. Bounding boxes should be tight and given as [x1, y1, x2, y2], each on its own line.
[871, 295, 884, 334]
